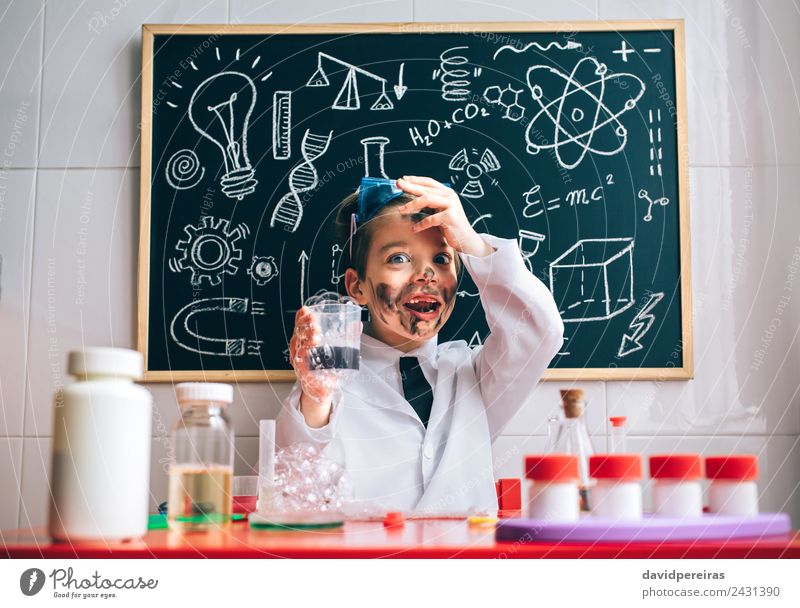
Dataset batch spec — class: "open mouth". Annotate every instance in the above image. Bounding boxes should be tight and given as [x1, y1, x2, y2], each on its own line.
[402, 295, 442, 319]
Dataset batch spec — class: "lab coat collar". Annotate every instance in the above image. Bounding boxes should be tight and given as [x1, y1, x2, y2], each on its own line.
[360, 331, 438, 367]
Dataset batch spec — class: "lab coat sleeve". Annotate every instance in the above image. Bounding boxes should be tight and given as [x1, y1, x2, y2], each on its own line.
[460, 233, 565, 439]
[275, 382, 343, 449]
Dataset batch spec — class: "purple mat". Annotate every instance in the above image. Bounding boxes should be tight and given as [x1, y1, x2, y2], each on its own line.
[496, 512, 791, 543]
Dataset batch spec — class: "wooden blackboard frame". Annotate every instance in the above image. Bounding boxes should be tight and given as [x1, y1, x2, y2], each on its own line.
[138, 21, 692, 382]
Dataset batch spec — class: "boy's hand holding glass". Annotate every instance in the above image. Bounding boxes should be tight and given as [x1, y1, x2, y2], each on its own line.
[396, 175, 494, 257]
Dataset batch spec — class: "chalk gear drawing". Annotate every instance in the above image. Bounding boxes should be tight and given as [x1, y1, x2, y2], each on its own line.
[170, 216, 249, 286]
[248, 255, 279, 286]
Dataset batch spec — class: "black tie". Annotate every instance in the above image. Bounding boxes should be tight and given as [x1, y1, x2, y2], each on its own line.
[399, 357, 433, 428]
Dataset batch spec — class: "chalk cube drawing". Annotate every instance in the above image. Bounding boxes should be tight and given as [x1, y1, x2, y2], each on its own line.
[549, 238, 634, 323]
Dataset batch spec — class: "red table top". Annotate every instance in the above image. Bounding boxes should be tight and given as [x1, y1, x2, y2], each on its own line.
[3, 521, 799, 559]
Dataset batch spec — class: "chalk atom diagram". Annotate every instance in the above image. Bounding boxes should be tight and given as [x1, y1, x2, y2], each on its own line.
[525, 57, 645, 170]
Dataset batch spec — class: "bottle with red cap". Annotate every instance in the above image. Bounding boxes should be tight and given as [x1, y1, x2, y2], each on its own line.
[706, 455, 759, 516]
[609, 416, 627, 453]
[649, 454, 703, 517]
[589, 454, 643, 520]
[525, 454, 581, 522]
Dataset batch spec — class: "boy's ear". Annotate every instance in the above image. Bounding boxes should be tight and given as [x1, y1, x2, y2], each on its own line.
[344, 268, 368, 305]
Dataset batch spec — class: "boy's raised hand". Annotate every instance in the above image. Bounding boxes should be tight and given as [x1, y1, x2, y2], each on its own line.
[396, 176, 494, 257]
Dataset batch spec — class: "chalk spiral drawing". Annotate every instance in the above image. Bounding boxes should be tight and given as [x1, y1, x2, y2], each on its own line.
[270, 129, 333, 233]
[170, 296, 265, 356]
[493, 39, 582, 60]
[307, 52, 396, 110]
[617, 292, 664, 357]
[169, 216, 248, 286]
[448, 147, 501, 199]
[189, 71, 259, 200]
[165, 149, 205, 190]
[525, 57, 646, 170]
[483, 84, 525, 122]
[433, 46, 481, 102]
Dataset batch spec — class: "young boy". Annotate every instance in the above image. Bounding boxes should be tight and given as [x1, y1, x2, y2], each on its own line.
[276, 176, 564, 513]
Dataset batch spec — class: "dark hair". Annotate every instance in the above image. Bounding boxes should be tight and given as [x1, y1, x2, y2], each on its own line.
[334, 190, 462, 279]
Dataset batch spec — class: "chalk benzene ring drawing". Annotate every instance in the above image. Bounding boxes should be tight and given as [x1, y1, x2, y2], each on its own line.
[165, 149, 205, 190]
[483, 84, 525, 121]
[170, 297, 265, 356]
[170, 216, 248, 286]
[525, 57, 646, 169]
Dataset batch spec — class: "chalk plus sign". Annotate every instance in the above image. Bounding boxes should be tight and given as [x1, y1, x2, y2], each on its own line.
[612, 40, 635, 62]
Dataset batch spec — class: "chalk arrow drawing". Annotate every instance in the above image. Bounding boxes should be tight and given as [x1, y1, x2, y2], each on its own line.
[617, 292, 665, 358]
[394, 63, 408, 100]
[298, 249, 309, 303]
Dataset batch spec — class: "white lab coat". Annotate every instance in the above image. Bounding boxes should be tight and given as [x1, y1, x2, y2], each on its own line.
[276, 234, 564, 513]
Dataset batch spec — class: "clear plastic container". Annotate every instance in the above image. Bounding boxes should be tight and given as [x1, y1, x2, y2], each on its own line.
[706, 455, 759, 516]
[48, 348, 152, 542]
[304, 291, 361, 382]
[168, 383, 235, 531]
[649, 454, 703, 518]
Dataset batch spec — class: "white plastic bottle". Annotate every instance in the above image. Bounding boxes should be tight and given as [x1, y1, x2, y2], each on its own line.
[48, 348, 152, 542]
[649, 454, 703, 518]
[589, 454, 643, 520]
[706, 455, 759, 516]
[526, 454, 581, 522]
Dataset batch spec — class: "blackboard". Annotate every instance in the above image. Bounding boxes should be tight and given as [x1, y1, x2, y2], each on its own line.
[138, 22, 692, 382]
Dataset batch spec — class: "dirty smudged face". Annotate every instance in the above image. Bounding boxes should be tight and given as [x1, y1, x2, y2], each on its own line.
[346, 211, 458, 352]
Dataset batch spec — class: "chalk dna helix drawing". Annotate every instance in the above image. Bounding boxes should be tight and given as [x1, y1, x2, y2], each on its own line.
[270, 129, 334, 233]
[170, 296, 265, 356]
[189, 71, 259, 200]
[165, 149, 205, 190]
[169, 216, 249, 286]
[525, 56, 646, 170]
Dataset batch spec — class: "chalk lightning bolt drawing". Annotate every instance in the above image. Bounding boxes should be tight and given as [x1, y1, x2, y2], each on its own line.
[617, 292, 665, 358]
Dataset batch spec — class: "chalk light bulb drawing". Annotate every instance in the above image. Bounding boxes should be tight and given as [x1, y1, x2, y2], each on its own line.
[189, 71, 258, 200]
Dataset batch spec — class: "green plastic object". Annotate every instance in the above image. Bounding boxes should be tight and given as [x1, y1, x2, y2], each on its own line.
[148, 513, 244, 530]
[248, 511, 344, 530]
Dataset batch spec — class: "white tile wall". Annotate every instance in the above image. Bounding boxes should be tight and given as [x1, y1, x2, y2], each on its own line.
[2, 0, 799, 531]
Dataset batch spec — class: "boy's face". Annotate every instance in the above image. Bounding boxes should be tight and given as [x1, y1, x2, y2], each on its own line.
[345, 210, 458, 352]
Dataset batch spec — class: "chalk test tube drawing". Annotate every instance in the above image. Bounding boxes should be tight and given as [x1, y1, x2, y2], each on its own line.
[165, 149, 205, 190]
[637, 188, 670, 222]
[307, 52, 395, 110]
[361, 136, 390, 178]
[518, 230, 546, 273]
[270, 129, 333, 232]
[168, 216, 248, 286]
[482, 84, 525, 122]
[493, 39, 582, 60]
[170, 297, 265, 356]
[525, 57, 646, 170]
[549, 238, 635, 323]
[247, 255, 279, 286]
[432, 46, 481, 102]
[448, 147, 501, 199]
[272, 91, 292, 160]
[648, 108, 663, 176]
[617, 292, 665, 357]
[189, 71, 258, 200]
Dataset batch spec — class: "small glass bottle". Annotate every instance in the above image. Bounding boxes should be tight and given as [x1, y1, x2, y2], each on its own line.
[551, 389, 594, 511]
[609, 416, 627, 453]
[168, 383, 234, 531]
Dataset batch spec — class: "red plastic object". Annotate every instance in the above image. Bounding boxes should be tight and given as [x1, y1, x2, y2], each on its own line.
[496, 478, 522, 511]
[706, 455, 758, 481]
[589, 454, 642, 481]
[232, 496, 257, 514]
[649, 454, 702, 480]
[609, 416, 627, 427]
[525, 454, 579, 482]
[383, 512, 405, 528]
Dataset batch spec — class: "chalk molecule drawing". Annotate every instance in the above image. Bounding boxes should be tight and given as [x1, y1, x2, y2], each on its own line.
[448, 147, 501, 199]
[170, 296, 265, 356]
[247, 255, 279, 286]
[270, 129, 334, 233]
[169, 216, 248, 286]
[165, 149, 205, 190]
[189, 71, 259, 200]
[638, 188, 670, 222]
[483, 84, 526, 122]
[524, 57, 646, 170]
[549, 237, 635, 323]
[307, 52, 396, 111]
[617, 292, 665, 357]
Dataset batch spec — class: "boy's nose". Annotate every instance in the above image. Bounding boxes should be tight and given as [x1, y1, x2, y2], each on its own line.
[414, 265, 437, 283]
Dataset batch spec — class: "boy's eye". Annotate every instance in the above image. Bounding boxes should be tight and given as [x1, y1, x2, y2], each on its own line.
[434, 253, 452, 264]
[387, 253, 410, 264]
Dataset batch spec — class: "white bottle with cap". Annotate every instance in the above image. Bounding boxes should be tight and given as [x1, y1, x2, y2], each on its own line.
[48, 348, 152, 542]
